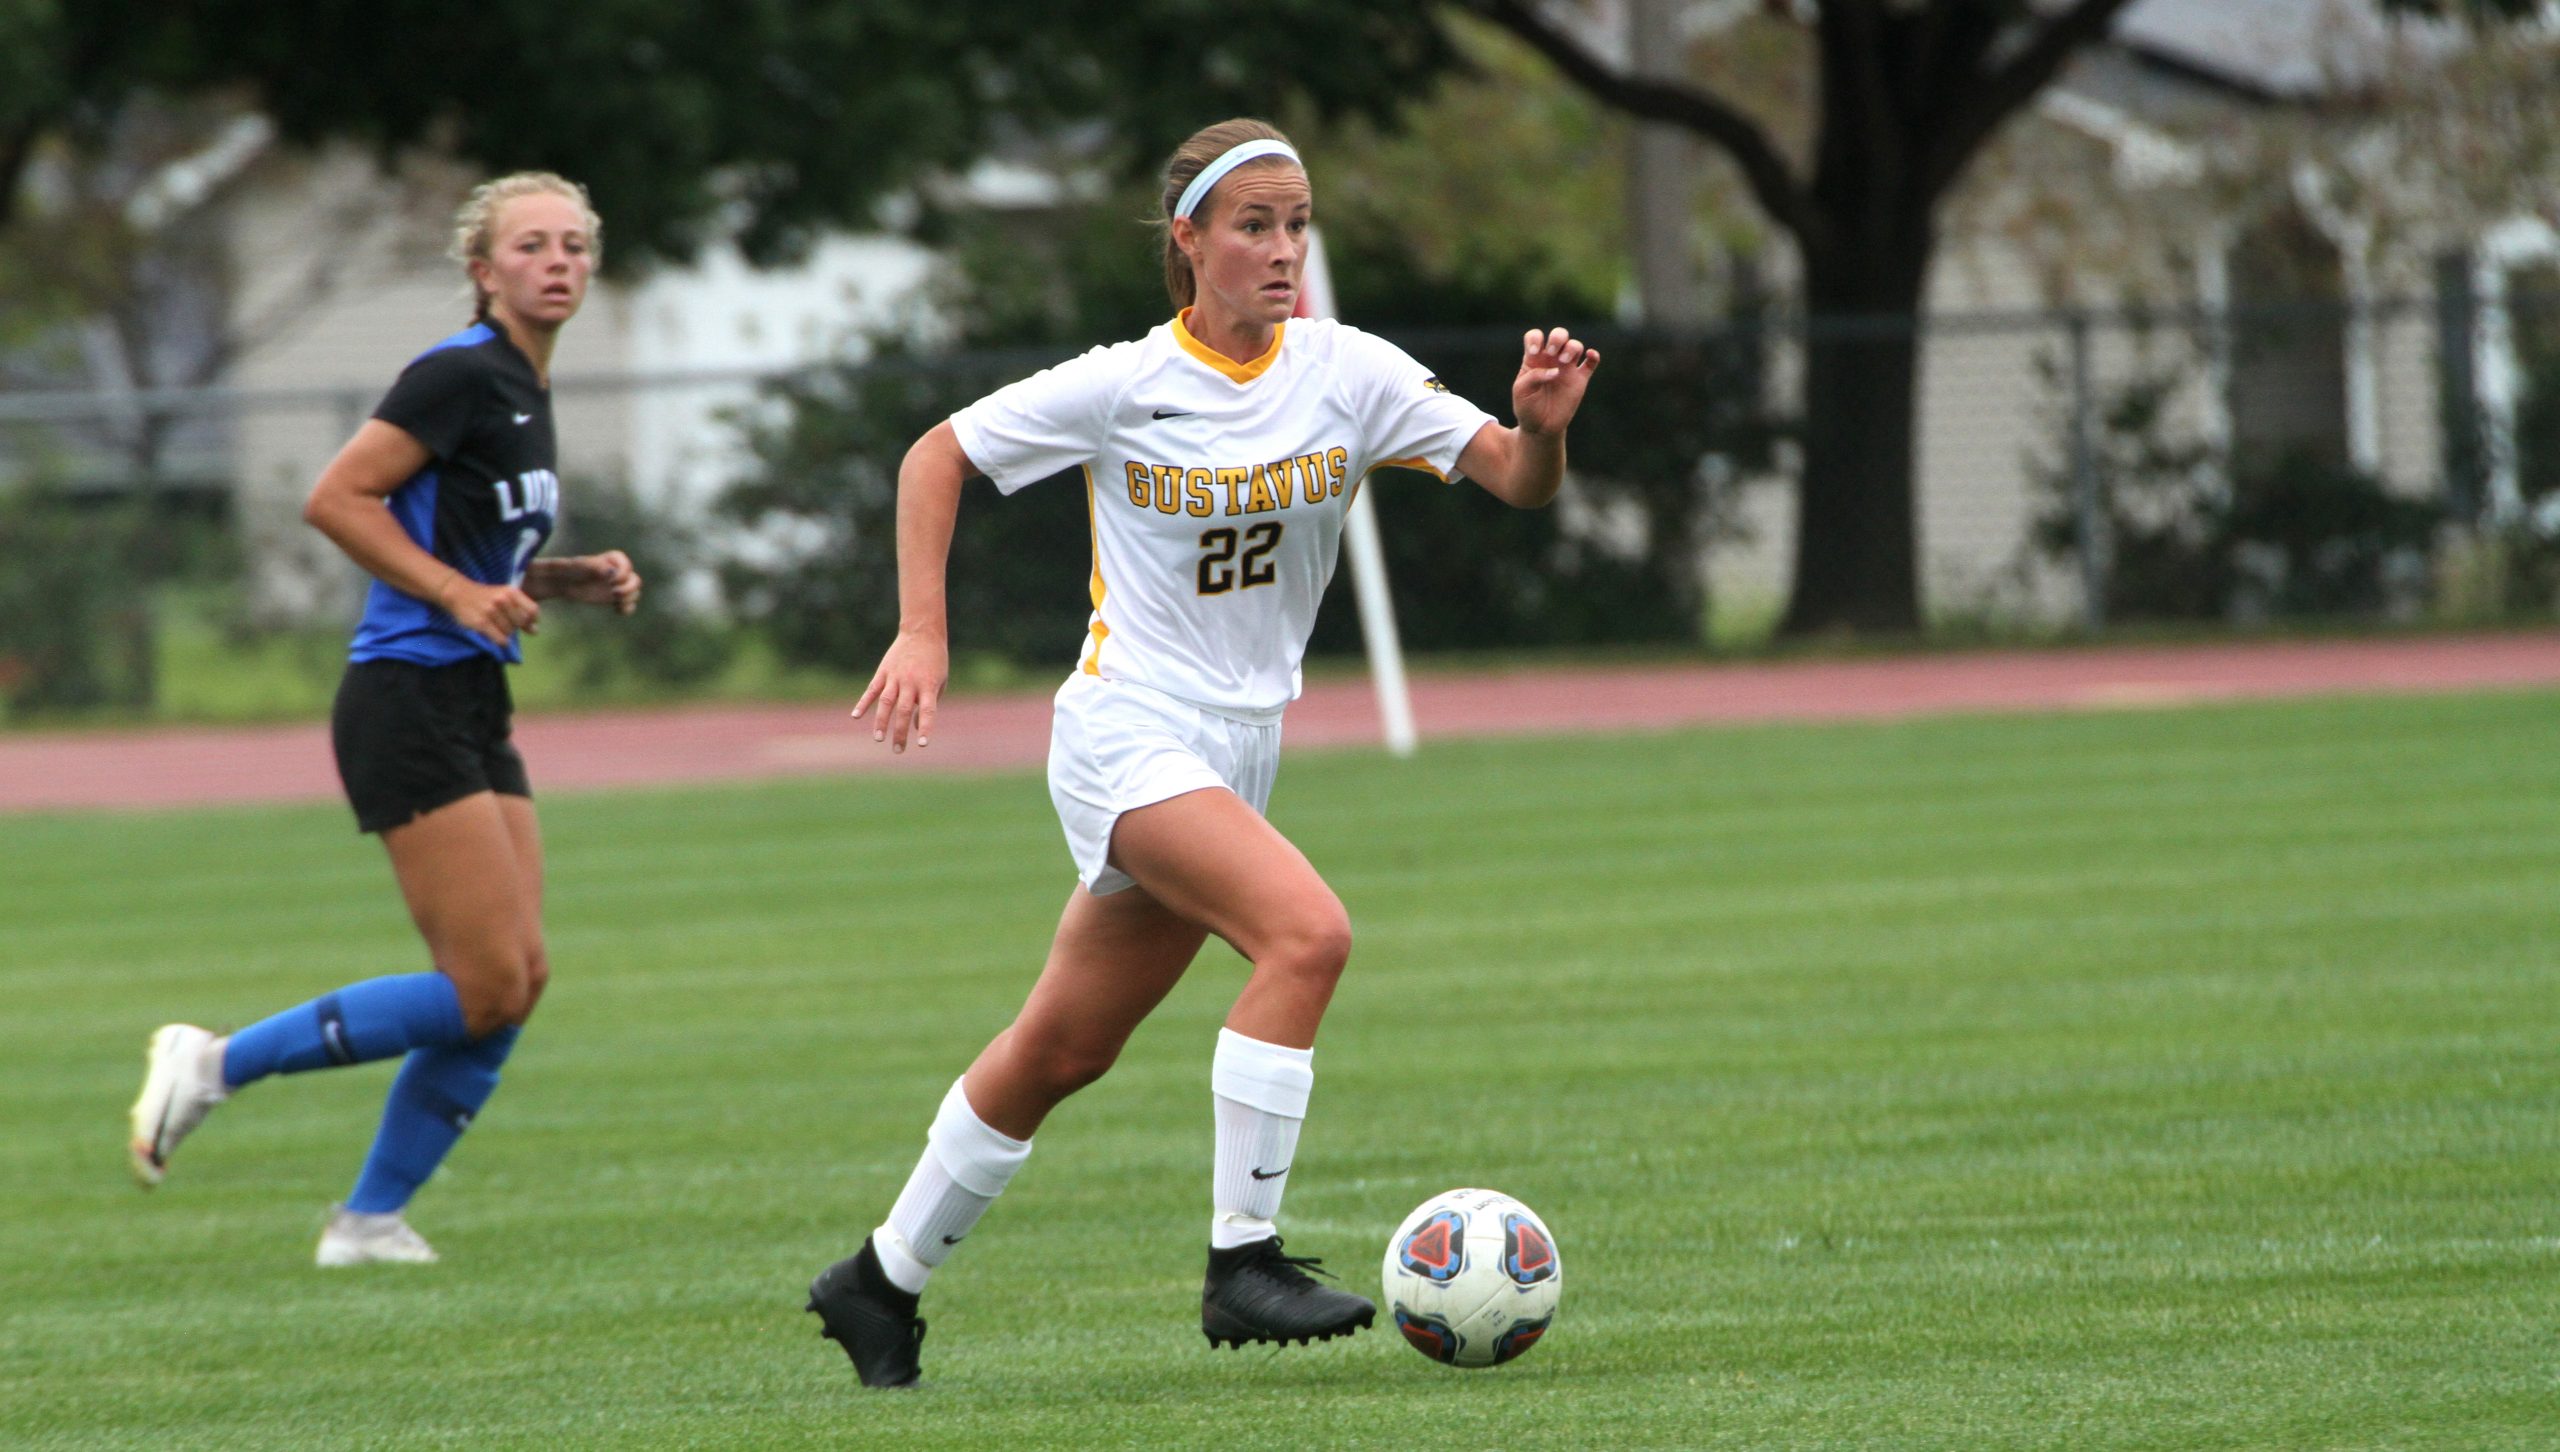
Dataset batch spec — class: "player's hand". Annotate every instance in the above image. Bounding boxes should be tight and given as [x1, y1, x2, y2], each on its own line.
[437, 576, 541, 644]
[542, 551, 645, 613]
[851, 628, 949, 754]
[1511, 327, 1600, 437]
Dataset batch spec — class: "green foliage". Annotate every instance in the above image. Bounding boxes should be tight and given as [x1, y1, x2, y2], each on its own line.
[2482, 287, 2560, 612]
[8, 692, 2560, 1447]
[0, 478, 738, 724]
[6, 1, 1467, 267]
[0, 485, 232, 718]
[2029, 346, 2444, 623]
[2028, 355, 2228, 620]
[2222, 450, 2445, 616]
[540, 477, 731, 691]
[716, 344, 1100, 673]
[0, 489, 150, 716]
[2514, 296, 2560, 503]
[930, 181, 1179, 351]
[917, 123, 1624, 348]
[1296, 14, 1635, 312]
[1322, 211, 1615, 328]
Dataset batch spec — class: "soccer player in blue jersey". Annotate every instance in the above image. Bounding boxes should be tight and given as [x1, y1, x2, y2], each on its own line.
[126, 172, 644, 1266]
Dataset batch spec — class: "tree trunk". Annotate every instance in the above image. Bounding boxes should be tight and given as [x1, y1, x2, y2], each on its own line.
[1625, 0, 1705, 328]
[1780, 225, 1935, 636]
[1471, 0, 2156, 635]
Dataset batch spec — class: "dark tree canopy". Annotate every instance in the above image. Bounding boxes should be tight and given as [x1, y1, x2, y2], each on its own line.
[2, 0, 1461, 267]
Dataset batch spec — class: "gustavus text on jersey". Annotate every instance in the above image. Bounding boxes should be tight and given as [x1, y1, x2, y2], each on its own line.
[1122, 449, 1350, 519]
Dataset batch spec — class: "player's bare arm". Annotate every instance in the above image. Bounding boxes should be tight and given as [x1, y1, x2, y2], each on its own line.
[304, 419, 540, 645]
[1455, 328, 1601, 509]
[524, 551, 643, 612]
[852, 420, 982, 752]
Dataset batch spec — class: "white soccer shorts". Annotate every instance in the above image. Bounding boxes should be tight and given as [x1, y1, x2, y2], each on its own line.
[1046, 672, 1280, 895]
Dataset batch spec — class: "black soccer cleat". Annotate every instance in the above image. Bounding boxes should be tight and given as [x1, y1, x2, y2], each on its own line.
[1201, 1236, 1376, 1349]
[806, 1237, 927, 1388]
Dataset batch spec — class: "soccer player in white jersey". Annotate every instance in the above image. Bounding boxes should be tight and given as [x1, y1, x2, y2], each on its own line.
[805, 117, 1599, 1386]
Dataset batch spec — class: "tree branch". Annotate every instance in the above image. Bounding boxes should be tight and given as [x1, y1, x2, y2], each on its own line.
[1923, 0, 2143, 198]
[1462, 0, 1817, 244]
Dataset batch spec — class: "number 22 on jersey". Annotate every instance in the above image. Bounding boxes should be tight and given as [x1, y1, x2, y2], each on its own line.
[1197, 523, 1283, 595]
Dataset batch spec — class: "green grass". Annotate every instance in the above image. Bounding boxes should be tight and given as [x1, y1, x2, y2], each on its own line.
[5, 690, 2557, 1450]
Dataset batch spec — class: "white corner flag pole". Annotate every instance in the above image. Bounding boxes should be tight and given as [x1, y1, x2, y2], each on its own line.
[1297, 226, 1419, 757]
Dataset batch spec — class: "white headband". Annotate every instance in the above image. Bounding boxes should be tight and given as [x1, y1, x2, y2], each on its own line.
[1173, 139, 1302, 220]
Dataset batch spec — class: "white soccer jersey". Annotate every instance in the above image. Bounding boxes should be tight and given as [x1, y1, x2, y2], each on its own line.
[950, 311, 1497, 719]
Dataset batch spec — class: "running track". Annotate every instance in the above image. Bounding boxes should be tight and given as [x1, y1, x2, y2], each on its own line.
[4, 632, 2556, 815]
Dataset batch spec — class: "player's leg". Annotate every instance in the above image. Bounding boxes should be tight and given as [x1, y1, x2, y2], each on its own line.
[886, 883, 1205, 1275]
[127, 660, 537, 1197]
[378, 788, 543, 1033]
[1113, 786, 1347, 1238]
[962, 884, 1210, 1137]
[124, 795, 524, 1189]
[810, 885, 1207, 1387]
[322, 792, 544, 1265]
[1109, 786, 1348, 1049]
[1104, 787, 1375, 1347]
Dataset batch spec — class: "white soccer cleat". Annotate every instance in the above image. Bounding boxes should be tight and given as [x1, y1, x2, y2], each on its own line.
[128, 1024, 229, 1188]
[316, 1206, 440, 1267]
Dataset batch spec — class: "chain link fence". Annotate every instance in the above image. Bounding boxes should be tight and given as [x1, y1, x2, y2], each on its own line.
[2, 289, 2554, 715]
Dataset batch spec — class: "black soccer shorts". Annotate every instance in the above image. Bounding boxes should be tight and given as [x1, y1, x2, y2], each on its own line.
[330, 655, 532, 833]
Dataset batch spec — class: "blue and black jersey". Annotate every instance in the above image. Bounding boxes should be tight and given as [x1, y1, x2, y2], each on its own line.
[348, 323, 560, 666]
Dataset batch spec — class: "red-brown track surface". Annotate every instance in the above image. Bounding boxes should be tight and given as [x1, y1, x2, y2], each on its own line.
[4, 632, 2555, 815]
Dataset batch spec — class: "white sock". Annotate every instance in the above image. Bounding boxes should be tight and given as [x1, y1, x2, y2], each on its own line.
[201, 1036, 233, 1099]
[1210, 1027, 1314, 1250]
[875, 1077, 1031, 1294]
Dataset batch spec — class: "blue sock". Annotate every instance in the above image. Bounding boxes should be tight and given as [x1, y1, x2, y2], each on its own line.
[221, 972, 470, 1087]
[346, 1026, 519, 1214]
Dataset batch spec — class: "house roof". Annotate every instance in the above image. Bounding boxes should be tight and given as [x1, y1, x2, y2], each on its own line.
[2110, 0, 2467, 100]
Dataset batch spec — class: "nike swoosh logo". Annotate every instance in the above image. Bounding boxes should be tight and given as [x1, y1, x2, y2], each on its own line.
[1151, 408, 1192, 420]
[513, 412, 534, 424]
[1249, 1165, 1289, 1181]
[940, 1234, 965, 1245]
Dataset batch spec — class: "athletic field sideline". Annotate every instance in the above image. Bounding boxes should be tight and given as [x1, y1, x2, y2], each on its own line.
[6, 686, 2554, 1449]
[3, 629, 2557, 814]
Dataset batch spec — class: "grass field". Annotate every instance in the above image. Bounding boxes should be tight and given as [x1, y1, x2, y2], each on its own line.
[5, 690, 2556, 1450]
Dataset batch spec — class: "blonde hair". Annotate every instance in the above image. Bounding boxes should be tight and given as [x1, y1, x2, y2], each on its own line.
[449, 172, 602, 321]
[1155, 119, 1301, 309]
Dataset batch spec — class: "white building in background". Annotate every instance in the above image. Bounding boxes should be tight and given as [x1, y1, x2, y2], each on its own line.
[616, 237, 933, 520]
[1702, 0, 2555, 623]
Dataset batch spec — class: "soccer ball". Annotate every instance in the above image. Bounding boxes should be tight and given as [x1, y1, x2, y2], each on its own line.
[1381, 1187, 1562, 1367]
